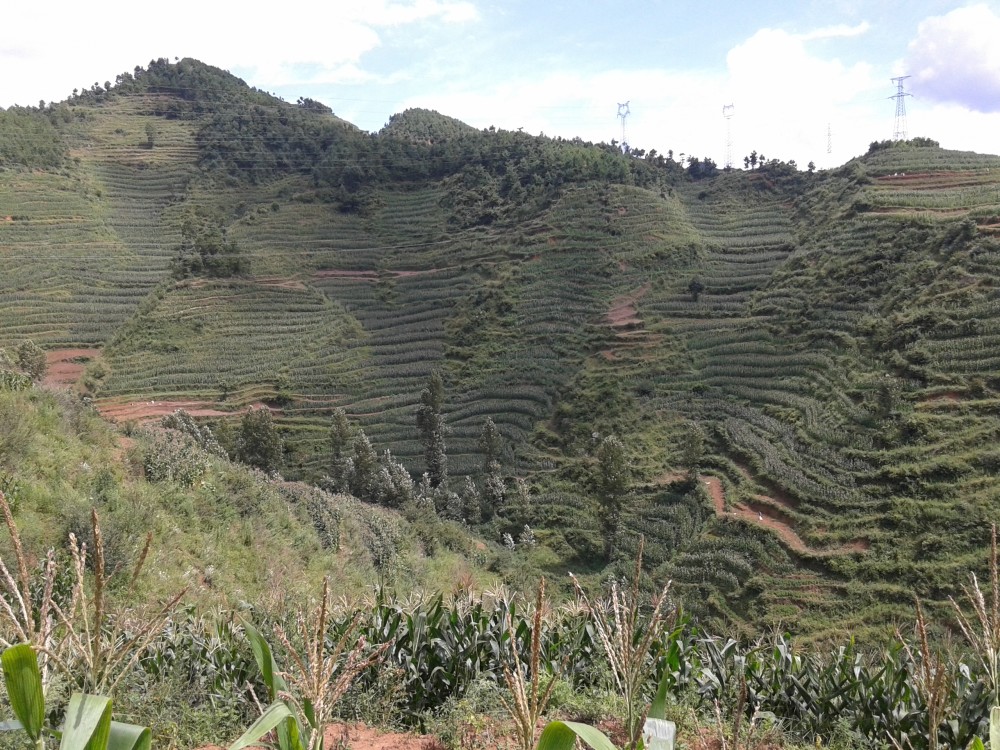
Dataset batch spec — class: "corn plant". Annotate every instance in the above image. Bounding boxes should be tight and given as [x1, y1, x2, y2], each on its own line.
[0, 643, 150, 750]
[230, 578, 390, 750]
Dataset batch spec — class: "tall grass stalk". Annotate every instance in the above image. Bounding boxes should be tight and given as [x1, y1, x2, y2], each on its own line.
[272, 577, 391, 750]
[0, 493, 184, 696]
[898, 600, 954, 750]
[571, 538, 673, 750]
[951, 524, 1000, 706]
[499, 577, 559, 750]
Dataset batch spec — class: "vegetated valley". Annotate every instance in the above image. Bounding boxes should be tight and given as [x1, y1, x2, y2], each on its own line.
[3, 57, 1000, 748]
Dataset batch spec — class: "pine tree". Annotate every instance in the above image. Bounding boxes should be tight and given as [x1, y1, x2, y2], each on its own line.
[328, 408, 353, 492]
[349, 431, 379, 501]
[478, 417, 506, 517]
[461, 476, 482, 524]
[378, 449, 415, 508]
[416, 371, 448, 487]
[595, 435, 629, 560]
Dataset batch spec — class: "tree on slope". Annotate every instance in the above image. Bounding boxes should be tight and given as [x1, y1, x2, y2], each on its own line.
[328, 407, 353, 492]
[478, 417, 506, 518]
[237, 407, 283, 473]
[416, 371, 448, 488]
[595, 435, 629, 560]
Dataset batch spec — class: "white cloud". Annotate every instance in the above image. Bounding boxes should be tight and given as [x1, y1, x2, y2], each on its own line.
[397, 23, 887, 170]
[905, 3, 1000, 112]
[0, 0, 477, 106]
[798, 21, 871, 41]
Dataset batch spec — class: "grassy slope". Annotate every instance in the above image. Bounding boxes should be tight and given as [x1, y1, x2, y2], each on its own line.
[5, 63, 1000, 636]
[0, 383, 494, 610]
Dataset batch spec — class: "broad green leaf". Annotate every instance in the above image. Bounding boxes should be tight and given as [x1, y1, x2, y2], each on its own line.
[107, 722, 151, 750]
[536, 720, 618, 750]
[229, 700, 297, 750]
[60, 693, 112, 750]
[302, 698, 316, 730]
[648, 667, 671, 721]
[277, 710, 304, 750]
[1, 644, 45, 741]
[990, 705, 1000, 750]
[244, 624, 286, 700]
[969, 737, 985, 750]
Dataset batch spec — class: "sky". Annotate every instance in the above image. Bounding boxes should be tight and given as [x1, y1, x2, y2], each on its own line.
[3, 1, 1000, 169]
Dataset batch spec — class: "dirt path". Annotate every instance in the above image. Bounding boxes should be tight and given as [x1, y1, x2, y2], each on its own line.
[95, 399, 276, 423]
[256, 276, 308, 291]
[43, 348, 101, 390]
[702, 475, 864, 557]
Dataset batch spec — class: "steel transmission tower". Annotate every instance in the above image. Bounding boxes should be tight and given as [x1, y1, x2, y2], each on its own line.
[617, 101, 630, 151]
[890, 76, 912, 141]
[723, 104, 735, 168]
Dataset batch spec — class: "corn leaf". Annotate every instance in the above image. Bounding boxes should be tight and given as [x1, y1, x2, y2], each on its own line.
[244, 623, 286, 700]
[536, 720, 618, 750]
[968, 737, 985, 750]
[648, 667, 671, 721]
[229, 700, 297, 750]
[59, 693, 112, 750]
[1, 644, 45, 742]
[107, 722, 151, 750]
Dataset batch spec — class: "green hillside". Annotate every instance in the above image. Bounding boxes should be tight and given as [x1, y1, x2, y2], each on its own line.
[4, 58, 1000, 638]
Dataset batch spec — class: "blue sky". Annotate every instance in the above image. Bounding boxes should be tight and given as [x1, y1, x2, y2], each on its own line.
[4, 0, 999, 168]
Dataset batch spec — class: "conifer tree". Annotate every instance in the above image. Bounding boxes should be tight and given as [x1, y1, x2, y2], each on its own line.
[328, 408, 353, 492]
[416, 371, 448, 487]
[350, 431, 379, 501]
[595, 435, 629, 560]
[479, 417, 506, 517]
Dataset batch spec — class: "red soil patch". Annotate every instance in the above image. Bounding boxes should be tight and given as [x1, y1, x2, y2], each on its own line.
[43, 348, 101, 389]
[198, 722, 440, 750]
[607, 282, 652, 329]
[733, 461, 799, 510]
[2, 216, 12, 222]
[95, 399, 277, 424]
[325, 722, 440, 750]
[702, 476, 864, 556]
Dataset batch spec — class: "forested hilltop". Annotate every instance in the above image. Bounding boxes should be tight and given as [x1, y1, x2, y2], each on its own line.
[3, 57, 1000, 639]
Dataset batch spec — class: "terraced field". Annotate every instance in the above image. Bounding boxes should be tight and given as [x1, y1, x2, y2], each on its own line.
[6, 70, 1000, 634]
